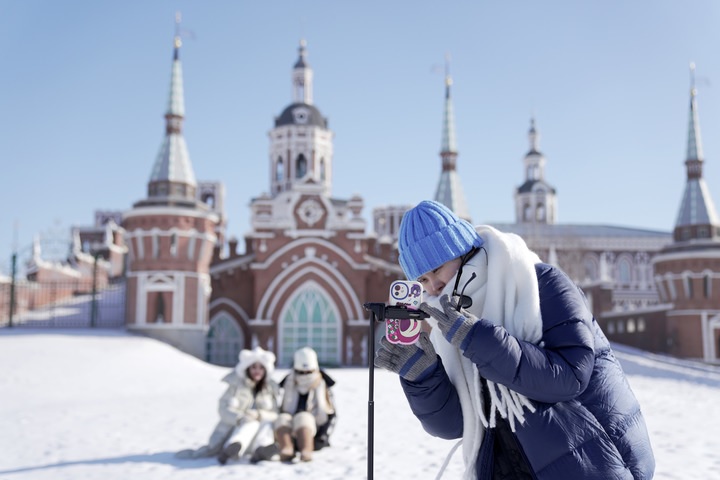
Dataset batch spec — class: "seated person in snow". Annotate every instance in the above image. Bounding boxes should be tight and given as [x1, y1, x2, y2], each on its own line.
[251, 346, 337, 463]
[175, 346, 280, 464]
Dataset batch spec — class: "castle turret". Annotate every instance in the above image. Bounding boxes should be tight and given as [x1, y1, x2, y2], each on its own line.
[122, 14, 219, 358]
[652, 63, 720, 361]
[433, 58, 471, 221]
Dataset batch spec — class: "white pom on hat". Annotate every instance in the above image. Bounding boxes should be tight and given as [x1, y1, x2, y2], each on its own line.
[293, 346, 319, 371]
[236, 346, 276, 377]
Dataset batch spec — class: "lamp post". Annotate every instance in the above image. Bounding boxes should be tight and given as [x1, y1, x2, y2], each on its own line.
[8, 252, 17, 328]
[90, 245, 101, 328]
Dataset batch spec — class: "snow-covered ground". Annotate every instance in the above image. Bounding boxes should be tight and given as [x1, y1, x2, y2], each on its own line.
[1, 328, 719, 479]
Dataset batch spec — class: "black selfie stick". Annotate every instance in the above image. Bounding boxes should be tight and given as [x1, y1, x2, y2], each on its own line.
[363, 302, 429, 480]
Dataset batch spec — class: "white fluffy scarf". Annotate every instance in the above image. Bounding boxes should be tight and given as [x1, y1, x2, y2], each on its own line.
[424, 225, 543, 480]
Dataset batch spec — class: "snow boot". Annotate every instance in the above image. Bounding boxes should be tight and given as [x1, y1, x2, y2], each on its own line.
[217, 442, 242, 465]
[276, 426, 295, 462]
[296, 426, 314, 462]
[250, 443, 280, 464]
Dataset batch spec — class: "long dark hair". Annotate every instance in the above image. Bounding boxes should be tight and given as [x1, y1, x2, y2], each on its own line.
[246, 365, 267, 396]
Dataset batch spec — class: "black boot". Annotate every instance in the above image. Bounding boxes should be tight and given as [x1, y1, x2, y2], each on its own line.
[217, 442, 242, 465]
[250, 443, 280, 464]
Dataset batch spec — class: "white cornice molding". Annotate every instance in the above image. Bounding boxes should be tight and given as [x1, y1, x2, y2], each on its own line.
[210, 254, 255, 275]
[599, 304, 673, 318]
[652, 249, 720, 265]
[123, 207, 219, 223]
[667, 309, 720, 317]
[126, 270, 210, 280]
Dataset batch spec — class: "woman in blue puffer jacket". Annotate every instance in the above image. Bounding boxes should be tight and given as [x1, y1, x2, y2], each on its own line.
[375, 200, 655, 480]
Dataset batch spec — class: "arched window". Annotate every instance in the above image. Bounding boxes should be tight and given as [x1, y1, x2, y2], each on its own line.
[202, 193, 215, 208]
[536, 204, 546, 222]
[206, 313, 244, 366]
[627, 318, 636, 333]
[276, 157, 284, 181]
[524, 204, 532, 222]
[617, 257, 632, 285]
[152, 234, 160, 259]
[319, 158, 326, 181]
[296, 154, 307, 178]
[154, 293, 165, 323]
[684, 274, 694, 299]
[170, 233, 178, 258]
[666, 277, 677, 301]
[705, 274, 712, 298]
[583, 256, 598, 282]
[279, 282, 340, 367]
[527, 165, 539, 180]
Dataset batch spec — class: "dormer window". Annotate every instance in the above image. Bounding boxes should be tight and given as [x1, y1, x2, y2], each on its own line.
[292, 107, 310, 124]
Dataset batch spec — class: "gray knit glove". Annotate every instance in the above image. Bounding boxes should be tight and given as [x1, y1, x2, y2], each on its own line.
[420, 294, 479, 351]
[375, 331, 438, 382]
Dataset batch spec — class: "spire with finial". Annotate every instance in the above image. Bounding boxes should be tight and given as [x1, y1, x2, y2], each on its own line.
[528, 116, 540, 154]
[433, 53, 471, 221]
[440, 58, 457, 155]
[146, 12, 197, 203]
[292, 39, 313, 104]
[686, 62, 704, 163]
[673, 62, 720, 241]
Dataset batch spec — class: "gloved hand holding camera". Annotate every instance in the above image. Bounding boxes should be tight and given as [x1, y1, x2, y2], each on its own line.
[374, 331, 438, 382]
[420, 294, 480, 351]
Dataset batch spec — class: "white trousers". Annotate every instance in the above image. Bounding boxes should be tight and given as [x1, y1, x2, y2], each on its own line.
[224, 419, 275, 457]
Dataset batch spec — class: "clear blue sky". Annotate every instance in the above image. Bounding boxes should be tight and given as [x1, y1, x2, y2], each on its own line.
[2, 1, 720, 272]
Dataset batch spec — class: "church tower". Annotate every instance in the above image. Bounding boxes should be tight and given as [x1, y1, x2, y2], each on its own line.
[122, 15, 220, 358]
[209, 40, 375, 367]
[514, 118, 557, 224]
[433, 59, 471, 221]
[269, 39, 333, 197]
[653, 63, 720, 360]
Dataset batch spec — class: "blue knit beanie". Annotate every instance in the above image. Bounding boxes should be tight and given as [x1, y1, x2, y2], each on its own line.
[398, 200, 484, 280]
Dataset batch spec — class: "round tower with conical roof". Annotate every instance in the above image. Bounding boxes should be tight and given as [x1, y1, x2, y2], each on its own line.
[122, 16, 220, 357]
[652, 63, 720, 360]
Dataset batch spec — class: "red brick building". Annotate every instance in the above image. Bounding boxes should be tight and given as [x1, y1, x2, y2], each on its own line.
[117, 29, 720, 367]
[207, 41, 401, 367]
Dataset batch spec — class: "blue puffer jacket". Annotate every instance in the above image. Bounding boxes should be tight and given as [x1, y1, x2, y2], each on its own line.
[401, 263, 655, 480]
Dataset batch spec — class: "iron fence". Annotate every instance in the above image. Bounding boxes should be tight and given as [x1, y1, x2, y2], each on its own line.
[0, 278, 126, 328]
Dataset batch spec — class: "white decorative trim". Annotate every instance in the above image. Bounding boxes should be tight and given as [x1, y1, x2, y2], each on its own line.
[208, 297, 250, 323]
[652, 249, 720, 265]
[123, 207, 219, 223]
[256, 259, 364, 319]
[251, 237, 369, 271]
[248, 319, 274, 326]
[347, 319, 369, 326]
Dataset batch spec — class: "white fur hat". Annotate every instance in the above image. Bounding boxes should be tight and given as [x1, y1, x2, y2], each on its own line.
[235, 346, 276, 377]
[293, 346, 319, 371]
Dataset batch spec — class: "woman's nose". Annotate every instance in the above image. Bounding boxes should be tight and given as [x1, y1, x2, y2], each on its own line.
[427, 277, 445, 296]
